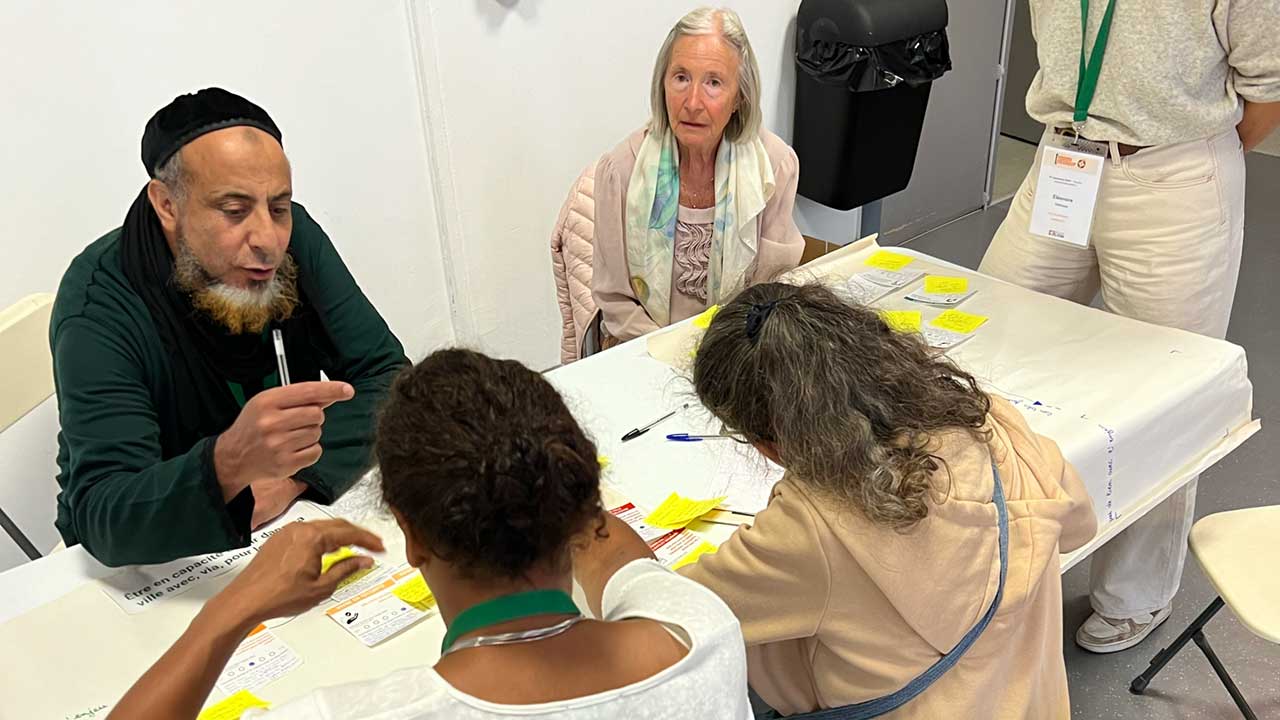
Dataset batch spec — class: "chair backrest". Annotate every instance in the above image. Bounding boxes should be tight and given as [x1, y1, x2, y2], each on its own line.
[0, 294, 55, 432]
[549, 162, 600, 364]
[0, 293, 56, 563]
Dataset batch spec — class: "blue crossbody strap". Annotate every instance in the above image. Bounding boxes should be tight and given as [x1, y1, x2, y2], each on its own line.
[779, 462, 1009, 720]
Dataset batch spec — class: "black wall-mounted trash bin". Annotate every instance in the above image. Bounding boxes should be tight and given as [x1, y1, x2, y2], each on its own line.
[793, 0, 952, 211]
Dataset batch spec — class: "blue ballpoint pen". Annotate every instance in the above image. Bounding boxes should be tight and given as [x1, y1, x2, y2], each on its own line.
[666, 433, 737, 442]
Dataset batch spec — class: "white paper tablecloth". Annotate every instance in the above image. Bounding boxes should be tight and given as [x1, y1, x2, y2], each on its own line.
[0, 238, 1257, 717]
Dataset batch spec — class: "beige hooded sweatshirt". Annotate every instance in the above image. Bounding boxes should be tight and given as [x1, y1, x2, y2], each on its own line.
[680, 396, 1097, 718]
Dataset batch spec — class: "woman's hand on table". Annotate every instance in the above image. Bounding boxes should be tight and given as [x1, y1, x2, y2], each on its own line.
[210, 519, 385, 628]
[106, 519, 385, 720]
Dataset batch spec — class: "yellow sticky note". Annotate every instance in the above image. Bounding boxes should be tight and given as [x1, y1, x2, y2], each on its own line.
[392, 573, 436, 609]
[923, 276, 969, 295]
[672, 541, 719, 571]
[881, 310, 922, 333]
[930, 309, 989, 334]
[692, 304, 721, 329]
[644, 493, 728, 529]
[321, 546, 375, 590]
[598, 455, 611, 471]
[863, 250, 915, 271]
[198, 690, 270, 720]
[320, 546, 357, 574]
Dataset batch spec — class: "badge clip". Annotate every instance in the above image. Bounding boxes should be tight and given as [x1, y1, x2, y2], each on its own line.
[1066, 122, 1085, 149]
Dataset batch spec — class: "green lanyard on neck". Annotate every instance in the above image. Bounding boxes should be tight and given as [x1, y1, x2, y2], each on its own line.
[440, 589, 581, 655]
[1074, 0, 1119, 127]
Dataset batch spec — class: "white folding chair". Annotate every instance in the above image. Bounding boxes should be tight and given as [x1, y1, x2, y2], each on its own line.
[0, 293, 56, 561]
[1130, 505, 1280, 719]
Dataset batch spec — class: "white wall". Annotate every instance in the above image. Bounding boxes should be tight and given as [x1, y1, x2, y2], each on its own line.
[0, 0, 456, 567]
[0, 0, 454, 359]
[412, 0, 859, 369]
[0, 0, 867, 566]
[1, 0, 860, 371]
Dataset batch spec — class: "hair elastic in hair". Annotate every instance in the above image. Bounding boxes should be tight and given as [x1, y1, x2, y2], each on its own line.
[745, 300, 780, 341]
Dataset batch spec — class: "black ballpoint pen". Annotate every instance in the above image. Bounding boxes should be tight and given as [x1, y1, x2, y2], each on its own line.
[621, 403, 689, 442]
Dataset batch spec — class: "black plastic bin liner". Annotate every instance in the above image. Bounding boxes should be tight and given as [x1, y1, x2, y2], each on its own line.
[796, 29, 951, 92]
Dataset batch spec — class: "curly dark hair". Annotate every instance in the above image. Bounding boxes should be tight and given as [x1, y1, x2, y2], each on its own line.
[375, 349, 602, 580]
[693, 282, 992, 530]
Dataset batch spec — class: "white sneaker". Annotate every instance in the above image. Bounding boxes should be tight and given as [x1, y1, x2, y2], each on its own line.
[1075, 605, 1172, 654]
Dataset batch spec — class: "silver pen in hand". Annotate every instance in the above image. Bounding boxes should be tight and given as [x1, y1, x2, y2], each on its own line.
[272, 328, 291, 386]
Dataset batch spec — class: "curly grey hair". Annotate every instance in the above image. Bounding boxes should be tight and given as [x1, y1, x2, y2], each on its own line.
[692, 282, 994, 530]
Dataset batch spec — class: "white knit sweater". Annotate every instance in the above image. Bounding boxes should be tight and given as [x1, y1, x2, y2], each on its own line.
[1025, 0, 1280, 146]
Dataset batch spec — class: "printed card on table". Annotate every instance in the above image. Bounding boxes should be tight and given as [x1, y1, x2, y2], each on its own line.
[610, 503, 719, 570]
[840, 274, 894, 306]
[214, 625, 302, 695]
[609, 503, 677, 544]
[861, 268, 924, 289]
[923, 327, 974, 352]
[324, 564, 436, 647]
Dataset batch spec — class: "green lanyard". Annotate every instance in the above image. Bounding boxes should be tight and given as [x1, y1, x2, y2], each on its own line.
[440, 589, 581, 655]
[1074, 0, 1119, 127]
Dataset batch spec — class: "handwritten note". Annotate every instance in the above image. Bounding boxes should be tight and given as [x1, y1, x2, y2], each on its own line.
[692, 304, 721, 329]
[881, 310, 922, 333]
[197, 690, 269, 720]
[863, 250, 915, 271]
[644, 493, 727, 529]
[930, 310, 989, 334]
[924, 276, 969, 294]
[64, 705, 111, 720]
[392, 573, 436, 609]
[671, 541, 719, 570]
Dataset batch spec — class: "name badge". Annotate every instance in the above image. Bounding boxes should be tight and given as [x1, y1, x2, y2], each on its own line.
[1028, 134, 1107, 248]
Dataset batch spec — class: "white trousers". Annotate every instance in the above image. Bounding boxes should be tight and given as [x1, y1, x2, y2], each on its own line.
[980, 127, 1247, 617]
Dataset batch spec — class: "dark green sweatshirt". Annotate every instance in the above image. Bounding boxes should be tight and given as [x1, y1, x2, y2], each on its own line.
[51, 203, 407, 567]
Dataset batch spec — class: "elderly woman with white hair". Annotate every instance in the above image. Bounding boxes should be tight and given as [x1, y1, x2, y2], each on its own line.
[592, 6, 803, 345]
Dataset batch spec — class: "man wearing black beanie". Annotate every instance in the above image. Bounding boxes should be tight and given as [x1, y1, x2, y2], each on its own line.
[50, 88, 408, 566]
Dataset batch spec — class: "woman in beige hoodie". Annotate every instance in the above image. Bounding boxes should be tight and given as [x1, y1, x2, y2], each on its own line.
[679, 282, 1098, 718]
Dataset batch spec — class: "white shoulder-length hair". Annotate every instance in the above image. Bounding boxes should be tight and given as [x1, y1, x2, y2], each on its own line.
[648, 6, 763, 143]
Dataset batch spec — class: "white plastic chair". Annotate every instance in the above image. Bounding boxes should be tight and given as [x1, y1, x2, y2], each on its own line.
[0, 294, 55, 560]
[1130, 505, 1280, 719]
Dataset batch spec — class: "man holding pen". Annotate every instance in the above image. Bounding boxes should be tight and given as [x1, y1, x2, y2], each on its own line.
[50, 88, 408, 567]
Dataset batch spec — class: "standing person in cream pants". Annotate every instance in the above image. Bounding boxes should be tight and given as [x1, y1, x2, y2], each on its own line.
[980, 0, 1280, 653]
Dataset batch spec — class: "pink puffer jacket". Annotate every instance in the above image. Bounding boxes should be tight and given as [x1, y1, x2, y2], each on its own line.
[549, 162, 600, 364]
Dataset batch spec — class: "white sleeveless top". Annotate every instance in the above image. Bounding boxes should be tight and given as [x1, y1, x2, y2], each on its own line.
[246, 560, 752, 720]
